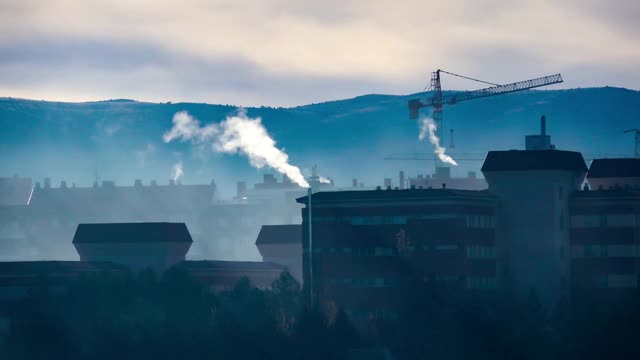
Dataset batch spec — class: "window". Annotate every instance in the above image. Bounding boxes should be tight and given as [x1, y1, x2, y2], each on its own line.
[435, 244, 459, 251]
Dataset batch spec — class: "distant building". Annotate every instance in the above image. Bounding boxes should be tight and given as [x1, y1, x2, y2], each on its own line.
[525, 115, 555, 150]
[256, 224, 302, 283]
[586, 158, 640, 190]
[297, 188, 498, 324]
[407, 169, 487, 191]
[73, 222, 192, 273]
[16, 180, 216, 259]
[0, 175, 32, 206]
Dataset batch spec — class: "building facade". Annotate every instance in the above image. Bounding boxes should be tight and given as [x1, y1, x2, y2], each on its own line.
[297, 189, 499, 323]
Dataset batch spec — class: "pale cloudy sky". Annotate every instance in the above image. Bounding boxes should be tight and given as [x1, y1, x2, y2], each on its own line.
[0, 0, 638, 106]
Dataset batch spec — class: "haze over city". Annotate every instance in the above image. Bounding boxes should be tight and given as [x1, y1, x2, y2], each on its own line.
[1, 1, 640, 359]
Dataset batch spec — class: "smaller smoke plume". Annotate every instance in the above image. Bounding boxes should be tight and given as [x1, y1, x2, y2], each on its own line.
[318, 176, 332, 184]
[172, 161, 184, 182]
[419, 118, 458, 166]
[164, 110, 309, 188]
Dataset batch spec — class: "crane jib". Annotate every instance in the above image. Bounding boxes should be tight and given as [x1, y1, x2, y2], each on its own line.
[407, 73, 563, 119]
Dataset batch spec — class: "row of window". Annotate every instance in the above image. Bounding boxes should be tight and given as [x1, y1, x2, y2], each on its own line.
[590, 274, 638, 288]
[571, 214, 637, 228]
[571, 244, 640, 258]
[327, 276, 498, 290]
[466, 245, 497, 259]
[304, 245, 496, 258]
[311, 214, 496, 228]
[345, 308, 399, 321]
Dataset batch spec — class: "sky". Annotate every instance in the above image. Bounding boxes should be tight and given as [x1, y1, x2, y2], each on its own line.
[0, 0, 638, 107]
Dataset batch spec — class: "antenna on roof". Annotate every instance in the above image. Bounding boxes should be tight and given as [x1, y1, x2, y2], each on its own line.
[624, 129, 640, 159]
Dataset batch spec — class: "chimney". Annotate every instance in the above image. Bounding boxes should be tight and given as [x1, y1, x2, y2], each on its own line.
[442, 183, 446, 189]
[263, 174, 276, 184]
[541, 115, 546, 136]
[237, 181, 247, 198]
[399, 171, 405, 190]
[352, 178, 358, 188]
[44, 177, 51, 189]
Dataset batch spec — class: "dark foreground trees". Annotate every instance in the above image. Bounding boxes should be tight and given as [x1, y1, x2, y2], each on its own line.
[0, 269, 358, 360]
[3, 270, 640, 360]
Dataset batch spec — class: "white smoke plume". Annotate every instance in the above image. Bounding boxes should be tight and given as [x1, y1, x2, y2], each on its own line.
[318, 176, 332, 184]
[419, 118, 458, 166]
[164, 110, 310, 188]
[172, 161, 184, 182]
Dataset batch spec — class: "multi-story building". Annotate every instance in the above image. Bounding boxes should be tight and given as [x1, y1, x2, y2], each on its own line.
[297, 188, 499, 322]
[570, 158, 640, 297]
[482, 149, 588, 306]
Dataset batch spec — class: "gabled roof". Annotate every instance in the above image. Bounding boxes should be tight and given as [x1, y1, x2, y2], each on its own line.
[481, 150, 587, 173]
[73, 222, 192, 244]
[255, 224, 301, 245]
[587, 158, 640, 178]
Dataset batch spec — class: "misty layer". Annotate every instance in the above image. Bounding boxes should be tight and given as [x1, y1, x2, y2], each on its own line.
[163, 110, 309, 188]
[418, 118, 458, 166]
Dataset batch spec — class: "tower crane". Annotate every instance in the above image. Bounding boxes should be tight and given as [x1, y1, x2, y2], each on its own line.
[408, 69, 563, 168]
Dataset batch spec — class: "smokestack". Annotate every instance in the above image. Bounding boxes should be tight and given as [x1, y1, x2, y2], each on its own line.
[541, 115, 546, 136]
[352, 178, 358, 188]
[237, 181, 247, 198]
[399, 171, 405, 190]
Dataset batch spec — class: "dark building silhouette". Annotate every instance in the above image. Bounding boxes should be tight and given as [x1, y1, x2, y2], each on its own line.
[297, 189, 498, 322]
[482, 149, 588, 306]
[256, 224, 302, 283]
[0, 261, 126, 302]
[73, 222, 193, 273]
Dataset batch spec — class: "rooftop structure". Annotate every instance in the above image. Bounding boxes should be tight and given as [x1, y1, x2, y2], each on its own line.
[256, 224, 302, 282]
[73, 222, 192, 273]
[587, 158, 640, 190]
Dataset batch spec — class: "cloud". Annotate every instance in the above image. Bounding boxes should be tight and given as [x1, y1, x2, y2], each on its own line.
[0, 0, 638, 105]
